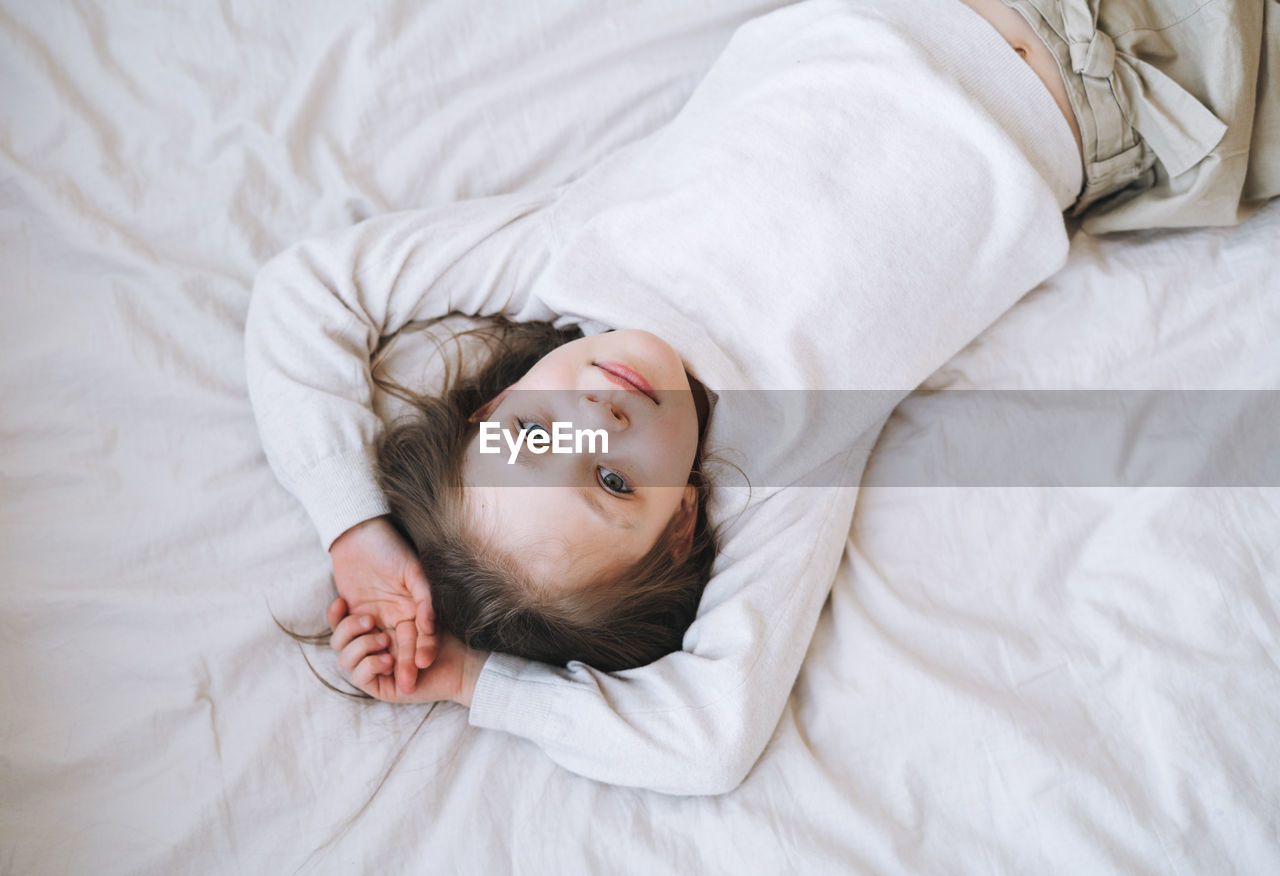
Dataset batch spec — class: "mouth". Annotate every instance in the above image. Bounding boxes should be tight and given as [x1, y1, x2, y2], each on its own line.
[594, 361, 659, 404]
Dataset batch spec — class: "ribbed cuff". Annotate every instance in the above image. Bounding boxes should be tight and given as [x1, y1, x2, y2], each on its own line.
[468, 652, 558, 740]
[288, 447, 392, 549]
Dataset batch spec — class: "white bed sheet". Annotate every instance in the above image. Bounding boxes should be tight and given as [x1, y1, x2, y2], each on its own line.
[2, 1, 1277, 873]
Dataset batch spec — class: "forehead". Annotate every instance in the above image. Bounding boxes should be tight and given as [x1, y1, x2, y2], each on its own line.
[463, 484, 638, 591]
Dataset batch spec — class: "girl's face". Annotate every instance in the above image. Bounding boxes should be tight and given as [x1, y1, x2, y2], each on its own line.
[464, 330, 702, 593]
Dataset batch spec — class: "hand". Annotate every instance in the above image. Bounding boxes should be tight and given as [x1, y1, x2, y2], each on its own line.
[328, 598, 487, 706]
[329, 516, 436, 693]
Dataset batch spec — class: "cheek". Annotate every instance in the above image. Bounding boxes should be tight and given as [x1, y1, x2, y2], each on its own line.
[658, 410, 700, 471]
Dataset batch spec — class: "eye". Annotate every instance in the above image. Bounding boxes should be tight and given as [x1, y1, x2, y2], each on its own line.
[597, 466, 632, 495]
[517, 418, 550, 440]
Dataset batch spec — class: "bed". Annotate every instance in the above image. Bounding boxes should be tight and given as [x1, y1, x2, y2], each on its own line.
[2, 1, 1277, 873]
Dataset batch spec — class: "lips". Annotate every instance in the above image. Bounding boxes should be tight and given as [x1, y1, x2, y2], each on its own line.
[594, 361, 658, 403]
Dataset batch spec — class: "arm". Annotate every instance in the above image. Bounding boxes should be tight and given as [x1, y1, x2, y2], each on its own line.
[246, 192, 560, 690]
[245, 190, 560, 549]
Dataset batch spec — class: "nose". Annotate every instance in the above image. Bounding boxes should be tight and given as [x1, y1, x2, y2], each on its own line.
[580, 393, 630, 432]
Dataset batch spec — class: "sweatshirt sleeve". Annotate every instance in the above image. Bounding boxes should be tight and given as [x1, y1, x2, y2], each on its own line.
[469, 478, 862, 795]
[244, 191, 560, 548]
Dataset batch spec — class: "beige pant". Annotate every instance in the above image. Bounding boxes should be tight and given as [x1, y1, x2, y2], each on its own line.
[1002, 0, 1280, 232]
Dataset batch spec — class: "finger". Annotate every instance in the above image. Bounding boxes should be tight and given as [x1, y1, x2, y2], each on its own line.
[338, 628, 392, 675]
[395, 620, 418, 694]
[415, 631, 439, 670]
[416, 596, 435, 640]
[407, 563, 435, 637]
[330, 612, 377, 654]
[327, 597, 349, 632]
[353, 652, 395, 689]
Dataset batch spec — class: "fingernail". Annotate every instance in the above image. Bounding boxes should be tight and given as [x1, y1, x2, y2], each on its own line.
[361, 616, 373, 629]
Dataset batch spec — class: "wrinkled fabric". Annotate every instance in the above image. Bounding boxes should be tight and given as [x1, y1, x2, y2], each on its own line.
[2, 1, 1279, 872]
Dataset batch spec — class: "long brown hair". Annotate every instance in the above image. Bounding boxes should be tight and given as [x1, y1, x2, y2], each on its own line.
[375, 319, 717, 672]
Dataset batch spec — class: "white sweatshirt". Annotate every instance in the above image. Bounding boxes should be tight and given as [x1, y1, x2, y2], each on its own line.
[245, 0, 1080, 795]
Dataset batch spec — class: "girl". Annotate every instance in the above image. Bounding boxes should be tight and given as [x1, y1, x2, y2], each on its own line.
[247, 0, 1276, 794]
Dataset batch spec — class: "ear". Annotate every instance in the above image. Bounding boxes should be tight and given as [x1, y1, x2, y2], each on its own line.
[669, 484, 699, 562]
[467, 388, 510, 424]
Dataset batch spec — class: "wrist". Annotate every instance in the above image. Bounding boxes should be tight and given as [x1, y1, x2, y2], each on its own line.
[329, 515, 390, 555]
[455, 647, 489, 708]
